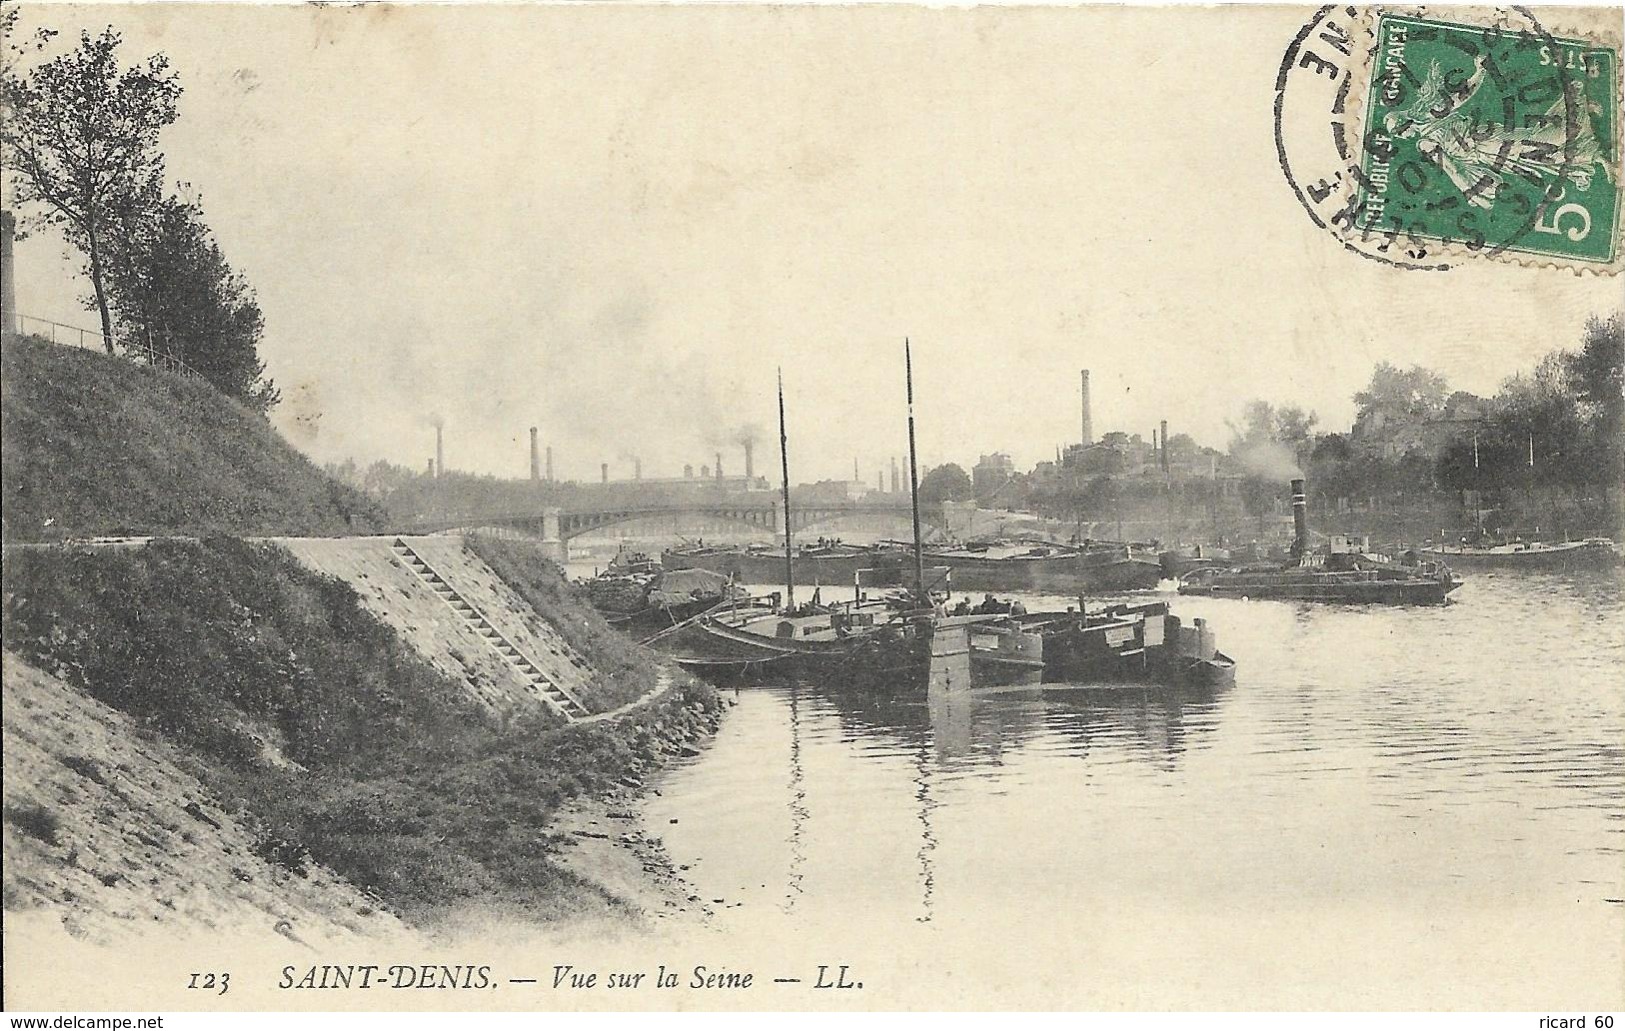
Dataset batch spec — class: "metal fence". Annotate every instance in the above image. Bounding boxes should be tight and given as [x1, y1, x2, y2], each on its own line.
[9, 312, 201, 379]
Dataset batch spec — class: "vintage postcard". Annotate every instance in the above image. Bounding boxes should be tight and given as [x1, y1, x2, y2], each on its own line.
[1, 1, 1621, 1017]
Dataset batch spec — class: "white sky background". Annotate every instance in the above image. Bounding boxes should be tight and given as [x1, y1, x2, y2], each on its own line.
[6, 3, 1621, 483]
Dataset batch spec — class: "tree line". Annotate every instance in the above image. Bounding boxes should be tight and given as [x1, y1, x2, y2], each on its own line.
[1236, 314, 1622, 530]
[1, 16, 278, 411]
[930, 314, 1620, 537]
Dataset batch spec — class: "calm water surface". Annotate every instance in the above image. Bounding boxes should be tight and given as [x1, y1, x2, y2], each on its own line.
[642, 572, 1624, 942]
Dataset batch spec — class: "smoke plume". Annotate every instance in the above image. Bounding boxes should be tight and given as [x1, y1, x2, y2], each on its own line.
[1231, 440, 1302, 480]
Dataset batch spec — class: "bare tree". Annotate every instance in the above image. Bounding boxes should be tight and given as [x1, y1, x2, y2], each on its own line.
[1, 22, 181, 353]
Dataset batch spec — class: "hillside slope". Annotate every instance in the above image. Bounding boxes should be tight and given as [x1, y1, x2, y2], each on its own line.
[2, 537, 723, 927]
[2, 654, 411, 947]
[1, 335, 384, 540]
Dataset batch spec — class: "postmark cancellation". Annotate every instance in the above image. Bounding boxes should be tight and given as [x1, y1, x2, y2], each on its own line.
[1277, 5, 1623, 273]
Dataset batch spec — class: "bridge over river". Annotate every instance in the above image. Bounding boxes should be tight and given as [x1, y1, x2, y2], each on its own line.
[404, 498, 961, 551]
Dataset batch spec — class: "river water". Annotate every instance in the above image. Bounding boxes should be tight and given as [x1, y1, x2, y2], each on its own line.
[631, 570, 1625, 1007]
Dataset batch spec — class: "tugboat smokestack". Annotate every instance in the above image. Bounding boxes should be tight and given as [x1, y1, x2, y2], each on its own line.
[1291, 477, 1309, 559]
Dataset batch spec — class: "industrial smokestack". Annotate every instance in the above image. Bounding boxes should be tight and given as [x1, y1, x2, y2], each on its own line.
[601, 462, 609, 484]
[1291, 478, 1309, 561]
[715, 452, 723, 481]
[891, 457, 900, 493]
[1160, 419, 1170, 474]
[529, 427, 540, 482]
[1081, 370, 1093, 446]
[634, 457, 642, 481]
[545, 446, 554, 482]
[435, 425, 444, 478]
[744, 441, 755, 480]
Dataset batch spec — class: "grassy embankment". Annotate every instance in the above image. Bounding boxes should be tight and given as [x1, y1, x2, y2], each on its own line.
[1, 335, 722, 926]
[3, 539, 721, 925]
[1, 334, 384, 540]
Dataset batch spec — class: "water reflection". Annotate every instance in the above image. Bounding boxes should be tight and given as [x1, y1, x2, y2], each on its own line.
[651, 570, 1625, 931]
[912, 742, 936, 922]
[783, 682, 807, 913]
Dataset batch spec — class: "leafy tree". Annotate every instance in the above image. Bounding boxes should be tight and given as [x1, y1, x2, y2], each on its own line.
[1433, 315, 1621, 529]
[1351, 362, 1448, 443]
[361, 459, 424, 499]
[1225, 400, 1319, 523]
[1274, 405, 1318, 458]
[103, 192, 279, 410]
[1566, 313, 1623, 504]
[918, 463, 973, 504]
[0, 24, 181, 352]
[1308, 432, 1356, 503]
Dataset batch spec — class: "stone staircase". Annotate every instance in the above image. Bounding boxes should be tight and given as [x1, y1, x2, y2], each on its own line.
[390, 537, 589, 722]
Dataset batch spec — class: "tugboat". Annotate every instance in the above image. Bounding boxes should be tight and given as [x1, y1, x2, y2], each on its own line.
[1178, 479, 1461, 604]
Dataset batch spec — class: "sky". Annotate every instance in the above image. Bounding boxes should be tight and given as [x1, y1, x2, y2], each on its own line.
[7, 3, 1621, 484]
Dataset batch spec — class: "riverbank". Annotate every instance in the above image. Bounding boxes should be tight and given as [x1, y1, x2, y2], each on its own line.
[394, 741, 726, 949]
[2, 536, 728, 941]
[547, 788, 716, 930]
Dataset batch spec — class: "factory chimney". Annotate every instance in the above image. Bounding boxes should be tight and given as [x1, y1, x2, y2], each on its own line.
[601, 462, 609, 485]
[529, 427, 540, 482]
[545, 446, 554, 482]
[715, 452, 723, 481]
[634, 457, 643, 481]
[890, 457, 900, 493]
[744, 441, 755, 480]
[1160, 419, 1170, 475]
[1080, 369, 1093, 446]
[435, 425, 444, 478]
[1290, 478, 1309, 562]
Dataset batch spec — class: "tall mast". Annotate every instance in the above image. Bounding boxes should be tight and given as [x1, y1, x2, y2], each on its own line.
[779, 368, 795, 609]
[906, 340, 927, 607]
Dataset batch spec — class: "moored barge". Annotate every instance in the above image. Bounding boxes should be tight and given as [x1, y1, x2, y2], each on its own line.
[924, 539, 1164, 593]
[1417, 537, 1620, 571]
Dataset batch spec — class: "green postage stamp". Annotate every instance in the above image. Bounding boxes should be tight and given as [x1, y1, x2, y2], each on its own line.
[1355, 12, 1620, 266]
